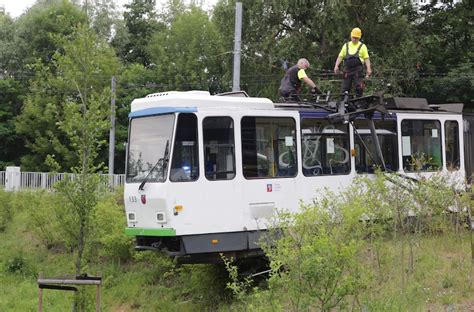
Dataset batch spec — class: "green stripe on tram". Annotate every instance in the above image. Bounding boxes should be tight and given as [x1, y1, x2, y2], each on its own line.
[125, 227, 176, 237]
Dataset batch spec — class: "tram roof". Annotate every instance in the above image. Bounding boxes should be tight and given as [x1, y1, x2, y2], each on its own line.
[129, 90, 464, 118]
[130, 90, 274, 113]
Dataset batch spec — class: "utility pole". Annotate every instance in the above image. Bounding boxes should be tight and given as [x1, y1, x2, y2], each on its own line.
[108, 76, 116, 178]
[232, 2, 242, 91]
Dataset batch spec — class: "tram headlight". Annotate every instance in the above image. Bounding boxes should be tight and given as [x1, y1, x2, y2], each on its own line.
[128, 212, 137, 223]
[156, 212, 166, 223]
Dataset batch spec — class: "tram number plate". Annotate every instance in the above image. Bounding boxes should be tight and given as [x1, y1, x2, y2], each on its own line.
[129, 196, 138, 203]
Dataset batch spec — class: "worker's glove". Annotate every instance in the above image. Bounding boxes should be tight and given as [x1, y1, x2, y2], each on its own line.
[311, 87, 322, 95]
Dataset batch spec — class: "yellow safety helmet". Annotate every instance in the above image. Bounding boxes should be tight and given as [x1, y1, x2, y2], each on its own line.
[351, 27, 362, 38]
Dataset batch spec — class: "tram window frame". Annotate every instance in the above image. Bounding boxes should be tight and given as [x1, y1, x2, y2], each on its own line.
[445, 120, 460, 171]
[353, 119, 398, 173]
[401, 119, 442, 172]
[126, 114, 175, 184]
[300, 118, 351, 176]
[203, 116, 236, 181]
[170, 113, 200, 182]
[241, 116, 297, 179]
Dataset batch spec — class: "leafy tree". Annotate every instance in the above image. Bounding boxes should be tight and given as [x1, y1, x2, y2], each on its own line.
[414, 0, 474, 105]
[0, 13, 22, 77]
[1, 2, 84, 169]
[14, 0, 87, 68]
[0, 14, 29, 167]
[347, 0, 419, 94]
[0, 79, 27, 169]
[15, 62, 72, 171]
[87, 0, 121, 41]
[16, 6, 118, 171]
[51, 24, 118, 276]
[418, 55, 473, 105]
[114, 0, 164, 65]
[147, 5, 228, 91]
[416, 0, 472, 74]
[11, 1, 89, 170]
[212, 0, 419, 99]
[159, 0, 188, 23]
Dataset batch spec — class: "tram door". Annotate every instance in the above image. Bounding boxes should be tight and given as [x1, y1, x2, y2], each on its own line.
[166, 113, 204, 235]
[200, 116, 241, 233]
[167, 114, 241, 235]
[240, 116, 299, 231]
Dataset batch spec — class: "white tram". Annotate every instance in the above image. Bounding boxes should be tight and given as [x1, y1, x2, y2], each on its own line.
[124, 91, 467, 263]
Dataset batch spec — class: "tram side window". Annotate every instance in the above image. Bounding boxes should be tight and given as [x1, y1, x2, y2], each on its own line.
[445, 120, 460, 171]
[353, 120, 398, 173]
[401, 119, 442, 172]
[203, 117, 236, 180]
[170, 113, 199, 182]
[241, 117, 297, 179]
[301, 119, 350, 176]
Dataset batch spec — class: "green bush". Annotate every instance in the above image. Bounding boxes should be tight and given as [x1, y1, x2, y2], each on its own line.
[7, 190, 72, 251]
[10, 190, 41, 212]
[4, 253, 36, 277]
[5, 255, 27, 274]
[256, 172, 471, 311]
[0, 189, 13, 232]
[87, 192, 133, 263]
[264, 200, 369, 311]
[12, 188, 132, 262]
[222, 255, 253, 302]
[25, 190, 64, 250]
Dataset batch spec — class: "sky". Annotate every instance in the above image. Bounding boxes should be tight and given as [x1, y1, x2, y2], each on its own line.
[0, 0, 216, 18]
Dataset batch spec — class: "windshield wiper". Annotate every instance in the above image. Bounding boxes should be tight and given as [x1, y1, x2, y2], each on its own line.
[138, 140, 170, 191]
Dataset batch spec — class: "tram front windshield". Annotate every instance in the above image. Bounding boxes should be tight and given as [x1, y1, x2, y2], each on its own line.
[126, 114, 175, 183]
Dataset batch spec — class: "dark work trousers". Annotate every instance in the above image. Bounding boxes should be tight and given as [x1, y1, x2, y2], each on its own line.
[342, 67, 364, 98]
[279, 88, 301, 102]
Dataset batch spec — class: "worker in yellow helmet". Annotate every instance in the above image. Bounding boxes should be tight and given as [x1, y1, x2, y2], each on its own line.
[333, 27, 372, 98]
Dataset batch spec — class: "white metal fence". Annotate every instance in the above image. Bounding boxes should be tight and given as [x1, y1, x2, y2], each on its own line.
[0, 171, 125, 191]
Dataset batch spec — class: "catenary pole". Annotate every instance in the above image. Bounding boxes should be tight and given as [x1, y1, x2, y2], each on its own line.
[108, 76, 116, 177]
[232, 2, 242, 91]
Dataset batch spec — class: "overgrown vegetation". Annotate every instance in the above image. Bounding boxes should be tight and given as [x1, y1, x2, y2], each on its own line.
[0, 189, 230, 310]
[0, 172, 473, 310]
[222, 172, 473, 311]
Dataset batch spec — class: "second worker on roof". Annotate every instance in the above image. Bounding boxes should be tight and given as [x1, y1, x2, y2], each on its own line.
[333, 28, 372, 98]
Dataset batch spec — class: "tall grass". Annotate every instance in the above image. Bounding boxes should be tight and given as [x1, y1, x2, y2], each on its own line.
[0, 189, 230, 311]
[228, 172, 473, 311]
[0, 173, 472, 311]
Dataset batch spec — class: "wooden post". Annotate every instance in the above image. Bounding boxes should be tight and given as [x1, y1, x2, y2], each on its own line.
[38, 272, 43, 312]
[96, 271, 101, 312]
[96, 284, 101, 312]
